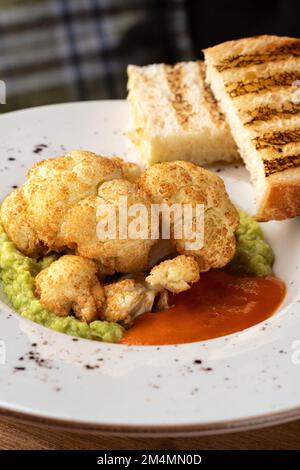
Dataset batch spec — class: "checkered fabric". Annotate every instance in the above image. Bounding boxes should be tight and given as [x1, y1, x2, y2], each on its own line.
[0, 0, 194, 112]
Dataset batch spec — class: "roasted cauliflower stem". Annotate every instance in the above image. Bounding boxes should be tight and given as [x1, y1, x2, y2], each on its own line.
[35, 255, 105, 323]
[138, 161, 239, 271]
[103, 278, 156, 325]
[146, 255, 200, 294]
[60, 179, 158, 274]
[0, 187, 46, 257]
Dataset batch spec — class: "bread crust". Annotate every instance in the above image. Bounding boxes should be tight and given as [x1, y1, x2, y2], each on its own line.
[203, 35, 300, 67]
[256, 174, 300, 221]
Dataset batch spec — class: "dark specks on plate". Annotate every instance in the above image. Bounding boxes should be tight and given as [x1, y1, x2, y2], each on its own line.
[85, 364, 99, 370]
[33, 143, 48, 154]
[15, 349, 53, 370]
[193, 359, 202, 365]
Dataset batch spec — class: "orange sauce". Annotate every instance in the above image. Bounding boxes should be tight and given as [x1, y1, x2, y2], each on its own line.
[120, 270, 286, 346]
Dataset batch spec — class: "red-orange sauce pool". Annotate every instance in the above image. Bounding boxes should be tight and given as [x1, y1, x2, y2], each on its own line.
[120, 270, 286, 346]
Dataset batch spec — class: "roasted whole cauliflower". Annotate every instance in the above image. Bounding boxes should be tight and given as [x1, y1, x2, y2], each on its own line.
[2, 152, 240, 328]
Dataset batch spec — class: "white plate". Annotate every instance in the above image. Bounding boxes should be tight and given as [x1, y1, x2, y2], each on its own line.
[0, 100, 300, 436]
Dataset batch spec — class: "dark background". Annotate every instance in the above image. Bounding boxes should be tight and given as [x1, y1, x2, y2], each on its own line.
[0, 0, 299, 111]
[187, 0, 300, 52]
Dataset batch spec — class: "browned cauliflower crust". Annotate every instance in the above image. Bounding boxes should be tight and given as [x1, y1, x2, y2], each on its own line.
[138, 161, 239, 271]
[60, 179, 158, 274]
[0, 187, 46, 257]
[146, 255, 200, 294]
[35, 255, 105, 323]
[1, 151, 124, 256]
[23, 150, 123, 251]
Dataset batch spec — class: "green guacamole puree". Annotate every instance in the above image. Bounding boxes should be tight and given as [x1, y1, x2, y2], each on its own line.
[0, 209, 273, 342]
[0, 225, 123, 342]
[228, 210, 274, 277]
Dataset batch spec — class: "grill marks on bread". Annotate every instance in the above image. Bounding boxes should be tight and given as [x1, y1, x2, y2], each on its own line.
[263, 154, 300, 176]
[204, 35, 300, 219]
[165, 62, 225, 129]
[164, 63, 194, 129]
[198, 62, 225, 125]
[226, 71, 300, 98]
[244, 101, 300, 125]
[213, 38, 300, 177]
[253, 128, 300, 150]
[216, 40, 300, 72]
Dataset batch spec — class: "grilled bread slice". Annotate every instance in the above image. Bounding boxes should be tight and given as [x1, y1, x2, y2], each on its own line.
[127, 61, 238, 166]
[204, 35, 300, 221]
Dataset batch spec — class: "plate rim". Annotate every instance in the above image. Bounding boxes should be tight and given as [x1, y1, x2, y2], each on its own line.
[0, 100, 299, 436]
[1, 403, 300, 436]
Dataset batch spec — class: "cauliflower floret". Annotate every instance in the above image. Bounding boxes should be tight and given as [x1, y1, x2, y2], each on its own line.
[35, 255, 158, 326]
[35, 255, 105, 323]
[34, 253, 200, 327]
[60, 179, 158, 274]
[146, 255, 200, 294]
[138, 161, 239, 271]
[103, 278, 156, 325]
[22, 150, 123, 251]
[0, 187, 46, 257]
[2, 151, 145, 258]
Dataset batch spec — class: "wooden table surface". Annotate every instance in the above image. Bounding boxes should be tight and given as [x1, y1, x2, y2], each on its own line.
[0, 417, 300, 449]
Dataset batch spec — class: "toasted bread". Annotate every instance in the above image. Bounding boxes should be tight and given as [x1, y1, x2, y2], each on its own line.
[204, 35, 300, 221]
[127, 61, 239, 166]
